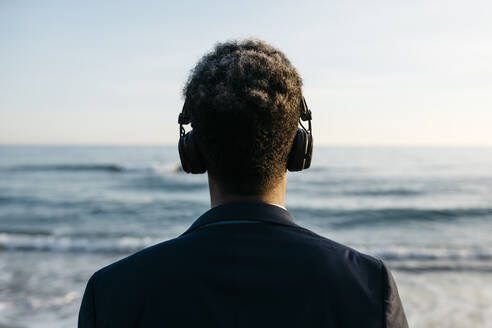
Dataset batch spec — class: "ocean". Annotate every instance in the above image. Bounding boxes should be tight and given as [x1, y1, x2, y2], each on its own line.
[0, 145, 491, 327]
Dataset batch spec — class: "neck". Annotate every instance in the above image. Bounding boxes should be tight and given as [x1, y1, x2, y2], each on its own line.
[208, 173, 286, 208]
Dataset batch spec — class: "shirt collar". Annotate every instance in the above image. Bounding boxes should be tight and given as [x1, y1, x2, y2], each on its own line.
[268, 203, 287, 210]
[181, 202, 300, 236]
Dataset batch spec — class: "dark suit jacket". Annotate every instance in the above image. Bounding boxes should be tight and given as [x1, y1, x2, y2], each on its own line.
[79, 202, 408, 327]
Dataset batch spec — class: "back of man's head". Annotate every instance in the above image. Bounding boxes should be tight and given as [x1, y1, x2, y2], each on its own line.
[183, 39, 303, 195]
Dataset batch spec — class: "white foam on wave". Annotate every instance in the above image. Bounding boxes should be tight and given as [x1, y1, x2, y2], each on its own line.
[0, 233, 159, 253]
[2, 232, 492, 265]
[7, 161, 183, 174]
[102, 161, 182, 174]
[363, 245, 492, 261]
[395, 270, 492, 327]
[28, 291, 80, 310]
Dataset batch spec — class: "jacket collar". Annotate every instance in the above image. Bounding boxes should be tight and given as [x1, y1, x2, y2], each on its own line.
[182, 202, 300, 236]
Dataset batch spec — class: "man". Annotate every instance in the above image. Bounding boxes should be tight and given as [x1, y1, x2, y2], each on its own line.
[79, 39, 408, 327]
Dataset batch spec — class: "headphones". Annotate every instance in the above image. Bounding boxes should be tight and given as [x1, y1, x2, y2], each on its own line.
[178, 97, 313, 173]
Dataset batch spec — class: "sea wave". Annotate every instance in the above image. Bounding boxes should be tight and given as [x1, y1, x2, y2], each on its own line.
[1, 232, 492, 263]
[363, 246, 492, 261]
[7, 163, 182, 174]
[291, 207, 492, 227]
[343, 188, 422, 196]
[0, 233, 158, 253]
[126, 175, 207, 191]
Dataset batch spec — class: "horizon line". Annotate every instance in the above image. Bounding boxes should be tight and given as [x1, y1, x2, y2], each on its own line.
[1, 143, 492, 148]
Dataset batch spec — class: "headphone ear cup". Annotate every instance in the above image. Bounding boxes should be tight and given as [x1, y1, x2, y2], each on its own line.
[178, 130, 206, 174]
[178, 133, 190, 173]
[287, 128, 313, 171]
[304, 132, 313, 169]
[287, 128, 306, 172]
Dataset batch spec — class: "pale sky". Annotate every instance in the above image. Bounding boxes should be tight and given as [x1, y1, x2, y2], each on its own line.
[1, 0, 491, 145]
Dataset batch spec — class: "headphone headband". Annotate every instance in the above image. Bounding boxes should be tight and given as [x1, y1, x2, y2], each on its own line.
[178, 101, 191, 125]
[298, 96, 312, 139]
[300, 96, 312, 121]
[178, 112, 190, 125]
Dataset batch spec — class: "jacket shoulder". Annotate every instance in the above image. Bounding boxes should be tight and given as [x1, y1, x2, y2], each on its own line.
[95, 234, 191, 279]
[291, 226, 384, 270]
[84, 235, 194, 325]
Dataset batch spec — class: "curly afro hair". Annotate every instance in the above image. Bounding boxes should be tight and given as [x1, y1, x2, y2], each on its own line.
[183, 39, 303, 195]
